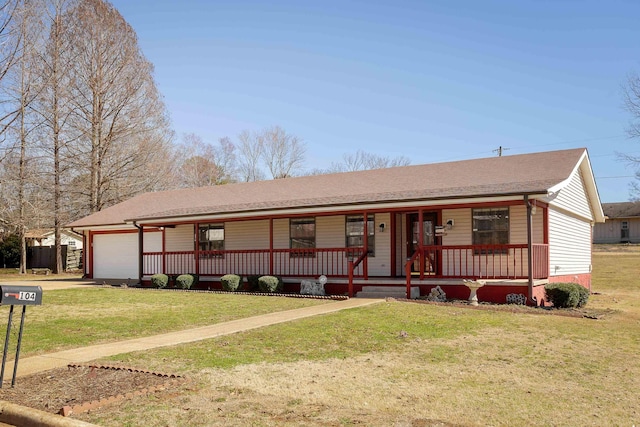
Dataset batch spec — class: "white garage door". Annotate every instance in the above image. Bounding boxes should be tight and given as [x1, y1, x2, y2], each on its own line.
[93, 232, 161, 279]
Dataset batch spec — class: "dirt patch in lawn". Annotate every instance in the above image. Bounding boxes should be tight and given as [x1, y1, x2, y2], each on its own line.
[0, 364, 184, 416]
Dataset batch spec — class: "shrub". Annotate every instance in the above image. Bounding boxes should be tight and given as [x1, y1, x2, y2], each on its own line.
[176, 274, 195, 289]
[258, 275, 283, 293]
[247, 275, 262, 292]
[190, 274, 199, 286]
[151, 273, 169, 288]
[221, 274, 242, 292]
[545, 283, 589, 308]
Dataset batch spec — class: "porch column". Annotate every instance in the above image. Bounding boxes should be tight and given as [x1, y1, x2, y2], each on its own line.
[83, 232, 88, 278]
[269, 218, 274, 275]
[390, 213, 396, 277]
[134, 222, 143, 284]
[194, 223, 200, 276]
[363, 210, 368, 280]
[418, 209, 424, 280]
[161, 227, 166, 274]
[525, 196, 534, 304]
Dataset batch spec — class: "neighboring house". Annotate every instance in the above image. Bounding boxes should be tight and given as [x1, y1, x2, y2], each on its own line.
[25, 229, 84, 249]
[68, 148, 604, 305]
[25, 228, 84, 271]
[593, 202, 640, 244]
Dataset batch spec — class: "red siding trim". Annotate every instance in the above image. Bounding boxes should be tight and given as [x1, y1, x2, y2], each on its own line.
[87, 231, 93, 279]
[390, 213, 397, 277]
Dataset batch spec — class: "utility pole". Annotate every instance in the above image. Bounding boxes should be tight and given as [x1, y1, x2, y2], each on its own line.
[493, 146, 510, 157]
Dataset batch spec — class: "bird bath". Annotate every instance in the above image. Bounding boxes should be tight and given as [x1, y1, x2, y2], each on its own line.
[463, 279, 486, 306]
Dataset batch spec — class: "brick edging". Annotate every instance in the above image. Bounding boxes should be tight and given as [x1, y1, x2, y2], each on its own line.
[59, 364, 186, 417]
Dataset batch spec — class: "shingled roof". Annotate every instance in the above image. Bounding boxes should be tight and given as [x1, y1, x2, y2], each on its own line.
[602, 202, 640, 218]
[68, 148, 594, 228]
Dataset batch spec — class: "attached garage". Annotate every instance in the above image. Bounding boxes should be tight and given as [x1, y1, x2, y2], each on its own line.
[92, 231, 161, 280]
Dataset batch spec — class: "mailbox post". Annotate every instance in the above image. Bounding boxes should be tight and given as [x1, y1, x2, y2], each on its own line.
[0, 285, 43, 388]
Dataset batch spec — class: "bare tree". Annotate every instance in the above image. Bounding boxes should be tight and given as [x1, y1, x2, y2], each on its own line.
[3, 0, 45, 273]
[328, 149, 411, 173]
[0, 0, 21, 144]
[237, 129, 264, 182]
[63, 0, 173, 214]
[622, 71, 640, 201]
[32, 0, 79, 273]
[173, 133, 237, 188]
[259, 126, 305, 179]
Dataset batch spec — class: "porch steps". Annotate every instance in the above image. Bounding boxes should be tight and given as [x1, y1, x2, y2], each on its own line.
[356, 286, 420, 299]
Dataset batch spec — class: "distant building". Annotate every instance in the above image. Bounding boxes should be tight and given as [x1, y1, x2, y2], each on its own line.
[593, 202, 640, 244]
[25, 229, 84, 249]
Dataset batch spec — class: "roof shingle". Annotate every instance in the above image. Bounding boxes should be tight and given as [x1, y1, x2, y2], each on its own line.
[68, 148, 588, 228]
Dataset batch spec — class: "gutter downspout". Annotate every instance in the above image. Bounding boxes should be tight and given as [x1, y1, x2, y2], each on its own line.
[133, 222, 143, 286]
[525, 195, 535, 305]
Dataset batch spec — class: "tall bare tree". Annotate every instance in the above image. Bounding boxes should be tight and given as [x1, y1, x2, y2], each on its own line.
[0, 0, 21, 144]
[63, 0, 173, 214]
[32, 0, 78, 273]
[622, 70, 640, 201]
[5, 0, 45, 273]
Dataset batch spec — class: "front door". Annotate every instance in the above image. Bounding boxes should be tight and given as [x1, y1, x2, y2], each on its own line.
[407, 213, 438, 275]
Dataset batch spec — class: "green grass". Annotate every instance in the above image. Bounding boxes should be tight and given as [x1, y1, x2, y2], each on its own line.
[108, 302, 509, 370]
[0, 289, 330, 355]
[2, 250, 640, 426]
[88, 249, 640, 426]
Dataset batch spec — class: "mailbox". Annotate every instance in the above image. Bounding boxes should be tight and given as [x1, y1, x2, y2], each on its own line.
[0, 285, 42, 306]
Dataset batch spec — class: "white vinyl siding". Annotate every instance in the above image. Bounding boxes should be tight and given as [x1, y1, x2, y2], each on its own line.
[551, 169, 594, 221]
[165, 224, 194, 251]
[93, 231, 161, 279]
[225, 220, 269, 250]
[509, 205, 544, 244]
[441, 208, 472, 245]
[369, 213, 391, 276]
[548, 208, 592, 276]
[273, 219, 289, 249]
[316, 216, 345, 248]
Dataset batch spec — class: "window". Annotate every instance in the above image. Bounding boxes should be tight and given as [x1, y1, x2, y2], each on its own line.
[290, 218, 315, 257]
[346, 215, 375, 256]
[472, 208, 509, 253]
[198, 224, 224, 253]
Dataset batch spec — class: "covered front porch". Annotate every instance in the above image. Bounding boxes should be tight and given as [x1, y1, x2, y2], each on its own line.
[136, 202, 549, 302]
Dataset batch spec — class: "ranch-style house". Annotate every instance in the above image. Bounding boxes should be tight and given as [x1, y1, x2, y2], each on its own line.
[68, 148, 604, 305]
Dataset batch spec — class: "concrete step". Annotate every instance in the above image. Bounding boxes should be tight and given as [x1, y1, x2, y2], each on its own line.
[356, 286, 420, 299]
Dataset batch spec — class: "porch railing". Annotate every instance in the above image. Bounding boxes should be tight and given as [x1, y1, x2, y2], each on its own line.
[142, 247, 365, 278]
[406, 244, 549, 280]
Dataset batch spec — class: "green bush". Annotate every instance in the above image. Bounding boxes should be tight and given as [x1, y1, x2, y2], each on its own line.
[258, 275, 283, 293]
[191, 274, 199, 286]
[247, 275, 262, 292]
[545, 283, 589, 308]
[151, 273, 169, 288]
[176, 274, 195, 289]
[221, 274, 242, 292]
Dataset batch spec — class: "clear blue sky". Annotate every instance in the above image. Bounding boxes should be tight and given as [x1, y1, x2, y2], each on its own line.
[110, 0, 640, 203]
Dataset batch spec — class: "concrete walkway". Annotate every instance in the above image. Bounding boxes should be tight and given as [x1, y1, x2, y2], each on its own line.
[7, 294, 383, 378]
